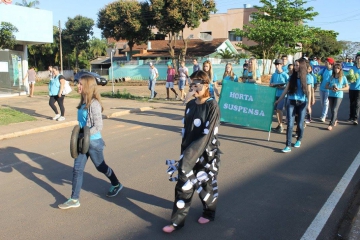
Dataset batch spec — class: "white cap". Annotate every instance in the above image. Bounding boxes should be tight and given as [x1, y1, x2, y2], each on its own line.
[149, 62, 153, 66]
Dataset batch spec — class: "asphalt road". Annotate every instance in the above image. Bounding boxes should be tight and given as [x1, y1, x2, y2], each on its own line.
[1, 94, 360, 240]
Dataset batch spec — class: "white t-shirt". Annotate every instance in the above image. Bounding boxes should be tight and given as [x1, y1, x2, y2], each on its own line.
[149, 67, 158, 80]
[178, 67, 188, 80]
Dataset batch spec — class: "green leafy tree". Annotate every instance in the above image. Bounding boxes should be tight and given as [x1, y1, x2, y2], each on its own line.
[151, 0, 216, 67]
[0, 22, 18, 49]
[234, 0, 318, 74]
[15, 0, 40, 8]
[97, 0, 152, 59]
[27, 26, 60, 70]
[62, 15, 94, 69]
[216, 48, 234, 59]
[302, 29, 342, 60]
[88, 37, 107, 59]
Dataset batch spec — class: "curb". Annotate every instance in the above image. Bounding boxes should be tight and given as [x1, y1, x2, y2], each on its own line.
[103, 107, 154, 119]
[349, 207, 360, 240]
[0, 107, 155, 141]
[0, 120, 78, 141]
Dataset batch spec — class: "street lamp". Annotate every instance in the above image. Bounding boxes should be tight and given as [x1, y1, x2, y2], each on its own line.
[111, 48, 116, 96]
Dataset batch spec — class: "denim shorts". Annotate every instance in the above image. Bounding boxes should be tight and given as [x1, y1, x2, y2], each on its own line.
[178, 79, 185, 90]
[275, 96, 285, 110]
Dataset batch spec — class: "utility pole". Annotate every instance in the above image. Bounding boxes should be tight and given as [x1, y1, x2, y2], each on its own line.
[59, 20, 63, 74]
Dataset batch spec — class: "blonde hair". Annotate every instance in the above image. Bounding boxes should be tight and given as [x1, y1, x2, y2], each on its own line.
[202, 60, 214, 83]
[223, 63, 235, 80]
[248, 58, 257, 80]
[77, 75, 103, 112]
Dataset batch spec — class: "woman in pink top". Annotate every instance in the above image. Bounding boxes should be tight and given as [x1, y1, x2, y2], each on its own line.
[166, 64, 179, 100]
[23, 66, 36, 97]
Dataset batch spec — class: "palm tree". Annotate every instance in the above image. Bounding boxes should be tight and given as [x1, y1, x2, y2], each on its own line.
[15, 0, 40, 8]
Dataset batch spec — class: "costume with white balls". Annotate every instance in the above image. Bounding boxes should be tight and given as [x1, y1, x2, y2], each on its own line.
[166, 97, 221, 229]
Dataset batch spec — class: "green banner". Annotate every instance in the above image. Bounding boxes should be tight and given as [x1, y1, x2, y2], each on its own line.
[218, 81, 276, 131]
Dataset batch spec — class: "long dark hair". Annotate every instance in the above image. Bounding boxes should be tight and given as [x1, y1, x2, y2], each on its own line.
[288, 58, 308, 94]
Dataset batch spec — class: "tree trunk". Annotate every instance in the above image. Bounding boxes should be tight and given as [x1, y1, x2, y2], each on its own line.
[168, 33, 178, 74]
[180, 30, 188, 62]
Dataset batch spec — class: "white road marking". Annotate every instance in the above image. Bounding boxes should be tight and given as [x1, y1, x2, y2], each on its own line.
[301, 152, 360, 239]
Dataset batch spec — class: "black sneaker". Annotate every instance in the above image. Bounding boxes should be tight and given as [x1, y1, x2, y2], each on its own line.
[107, 183, 123, 197]
[348, 118, 354, 122]
[154, 92, 157, 98]
[272, 125, 283, 133]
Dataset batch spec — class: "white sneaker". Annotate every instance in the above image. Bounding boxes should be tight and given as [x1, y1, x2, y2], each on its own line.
[57, 116, 65, 121]
[52, 114, 60, 120]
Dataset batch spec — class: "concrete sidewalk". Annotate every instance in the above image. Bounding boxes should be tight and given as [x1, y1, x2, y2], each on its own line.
[0, 94, 180, 141]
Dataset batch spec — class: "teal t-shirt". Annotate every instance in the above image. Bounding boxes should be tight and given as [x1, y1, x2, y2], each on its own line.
[223, 74, 238, 82]
[209, 74, 217, 97]
[243, 69, 261, 83]
[327, 76, 348, 98]
[282, 64, 289, 74]
[319, 68, 333, 92]
[78, 104, 101, 140]
[349, 65, 360, 90]
[288, 76, 312, 101]
[270, 71, 289, 97]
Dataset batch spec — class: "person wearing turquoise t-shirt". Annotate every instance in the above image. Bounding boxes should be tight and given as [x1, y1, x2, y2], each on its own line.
[275, 58, 311, 153]
[348, 53, 360, 125]
[203, 60, 219, 99]
[325, 63, 349, 130]
[242, 57, 261, 83]
[281, 55, 289, 74]
[222, 63, 238, 82]
[318, 57, 335, 122]
[270, 59, 289, 133]
[58, 75, 122, 210]
[305, 64, 316, 123]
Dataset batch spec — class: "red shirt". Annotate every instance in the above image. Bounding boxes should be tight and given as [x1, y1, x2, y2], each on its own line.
[167, 68, 175, 82]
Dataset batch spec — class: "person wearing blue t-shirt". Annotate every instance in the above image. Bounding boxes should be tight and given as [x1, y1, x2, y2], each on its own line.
[305, 64, 316, 123]
[270, 59, 289, 133]
[349, 53, 360, 124]
[202, 60, 219, 99]
[325, 63, 349, 130]
[275, 58, 312, 153]
[242, 57, 261, 83]
[281, 55, 289, 74]
[222, 63, 238, 82]
[309, 56, 319, 69]
[318, 57, 335, 122]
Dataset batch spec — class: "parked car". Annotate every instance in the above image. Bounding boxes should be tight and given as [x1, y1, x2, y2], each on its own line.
[74, 71, 108, 86]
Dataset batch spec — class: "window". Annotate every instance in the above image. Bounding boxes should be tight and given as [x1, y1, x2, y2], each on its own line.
[200, 31, 212, 39]
[228, 31, 242, 41]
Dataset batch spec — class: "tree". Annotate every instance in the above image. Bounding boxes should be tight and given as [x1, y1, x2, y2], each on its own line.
[62, 15, 94, 69]
[0, 22, 18, 49]
[27, 26, 60, 70]
[301, 29, 342, 60]
[15, 0, 40, 8]
[233, 0, 318, 74]
[338, 41, 360, 61]
[97, 0, 152, 59]
[151, 0, 216, 68]
[216, 49, 234, 59]
[88, 37, 107, 59]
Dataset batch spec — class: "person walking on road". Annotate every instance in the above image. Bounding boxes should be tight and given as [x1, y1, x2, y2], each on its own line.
[275, 58, 312, 153]
[325, 63, 349, 130]
[48, 66, 66, 121]
[193, 58, 201, 73]
[163, 70, 221, 233]
[58, 75, 123, 210]
[148, 62, 158, 101]
[23, 66, 36, 97]
[165, 64, 178, 100]
[270, 59, 289, 133]
[318, 57, 334, 122]
[348, 53, 360, 125]
[178, 61, 189, 100]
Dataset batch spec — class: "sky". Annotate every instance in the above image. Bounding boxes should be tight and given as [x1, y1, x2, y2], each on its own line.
[21, 0, 360, 42]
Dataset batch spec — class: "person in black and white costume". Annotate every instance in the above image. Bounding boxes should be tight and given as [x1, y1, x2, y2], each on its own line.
[163, 70, 221, 233]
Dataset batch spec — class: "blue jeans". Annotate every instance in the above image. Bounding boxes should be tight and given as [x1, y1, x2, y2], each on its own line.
[328, 97, 342, 126]
[319, 90, 329, 119]
[286, 100, 307, 147]
[71, 138, 105, 199]
[148, 80, 157, 98]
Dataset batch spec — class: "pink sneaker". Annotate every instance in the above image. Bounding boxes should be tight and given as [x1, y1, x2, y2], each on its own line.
[198, 217, 210, 224]
[162, 225, 176, 233]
